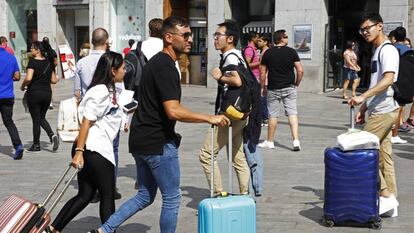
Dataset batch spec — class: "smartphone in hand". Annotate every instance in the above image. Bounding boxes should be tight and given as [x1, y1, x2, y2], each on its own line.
[123, 100, 138, 113]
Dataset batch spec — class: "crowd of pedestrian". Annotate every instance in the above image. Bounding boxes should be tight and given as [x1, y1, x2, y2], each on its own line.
[1, 10, 413, 233]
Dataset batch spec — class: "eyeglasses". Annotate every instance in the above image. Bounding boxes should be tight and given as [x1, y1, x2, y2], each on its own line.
[359, 23, 379, 35]
[213, 32, 227, 38]
[169, 32, 193, 40]
[282, 35, 288, 39]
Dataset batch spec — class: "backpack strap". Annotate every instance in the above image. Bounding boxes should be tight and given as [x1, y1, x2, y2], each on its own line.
[377, 42, 394, 66]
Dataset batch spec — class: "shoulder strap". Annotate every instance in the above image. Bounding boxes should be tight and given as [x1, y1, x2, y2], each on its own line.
[221, 52, 244, 67]
[377, 42, 394, 65]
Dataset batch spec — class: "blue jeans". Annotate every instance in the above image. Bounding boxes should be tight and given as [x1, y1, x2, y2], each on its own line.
[101, 142, 181, 233]
[243, 142, 263, 197]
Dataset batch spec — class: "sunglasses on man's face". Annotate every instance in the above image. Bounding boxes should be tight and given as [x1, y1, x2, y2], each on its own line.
[170, 32, 193, 40]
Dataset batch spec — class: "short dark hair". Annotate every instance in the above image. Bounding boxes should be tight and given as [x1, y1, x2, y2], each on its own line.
[217, 20, 240, 46]
[388, 30, 395, 39]
[360, 13, 383, 25]
[92, 28, 109, 46]
[42, 37, 50, 45]
[247, 31, 258, 42]
[274, 30, 286, 44]
[394, 26, 406, 42]
[149, 18, 163, 38]
[0, 36, 7, 44]
[259, 34, 271, 45]
[162, 16, 189, 36]
[128, 39, 135, 47]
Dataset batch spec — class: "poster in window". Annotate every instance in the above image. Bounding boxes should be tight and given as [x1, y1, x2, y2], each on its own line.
[58, 44, 76, 79]
[383, 22, 403, 37]
[293, 24, 312, 59]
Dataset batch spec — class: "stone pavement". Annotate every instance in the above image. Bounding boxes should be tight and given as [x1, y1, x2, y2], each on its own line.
[0, 78, 413, 233]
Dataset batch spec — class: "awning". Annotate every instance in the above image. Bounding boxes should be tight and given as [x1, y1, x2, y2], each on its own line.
[242, 21, 273, 34]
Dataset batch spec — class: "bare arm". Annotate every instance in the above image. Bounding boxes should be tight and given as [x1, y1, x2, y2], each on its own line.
[13, 71, 20, 81]
[71, 118, 94, 168]
[294, 61, 304, 86]
[211, 68, 242, 87]
[50, 71, 57, 84]
[349, 72, 395, 106]
[163, 100, 230, 127]
[245, 56, 260, 69]
[259, 64, 268, 90]
[20, 68, 34, 90]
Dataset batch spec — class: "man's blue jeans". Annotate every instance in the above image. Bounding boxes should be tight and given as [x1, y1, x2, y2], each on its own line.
[101, 142, 181, 233]
[243, 142, 263, 197]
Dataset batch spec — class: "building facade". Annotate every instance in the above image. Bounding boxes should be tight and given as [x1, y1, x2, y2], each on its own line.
[0, 0, 163, 76]
[206, 0, 414, 92]
[1, 0, 414, 92]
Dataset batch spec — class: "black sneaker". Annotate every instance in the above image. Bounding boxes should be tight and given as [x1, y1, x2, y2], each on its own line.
[51, 135, 59, 152]
[114, 189, 122, 200]
[26, 144, 41, 153]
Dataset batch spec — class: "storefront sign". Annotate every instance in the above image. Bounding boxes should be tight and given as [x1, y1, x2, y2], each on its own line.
[119, 34, 142, 41]
[58, 44, 76, 79]
[293, 24, 312, 60]
[53, 0, 88, 5]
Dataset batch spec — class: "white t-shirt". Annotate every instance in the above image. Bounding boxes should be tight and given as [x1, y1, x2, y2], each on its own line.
[221, 48, 247, 68]
[77, 84, 123, 165]
[367, 40, 400, 115]
[132, 37, 181, 79]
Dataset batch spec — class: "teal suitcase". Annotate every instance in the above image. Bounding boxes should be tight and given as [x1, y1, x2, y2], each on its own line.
[198, 126, 256, 233]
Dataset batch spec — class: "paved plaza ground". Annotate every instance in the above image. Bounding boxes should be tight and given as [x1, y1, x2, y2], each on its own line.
[1, 78, 413, 233]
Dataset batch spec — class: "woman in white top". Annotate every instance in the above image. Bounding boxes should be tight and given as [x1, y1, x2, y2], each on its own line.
[342, 40, 361, 99]
[47, 51, 125, 233]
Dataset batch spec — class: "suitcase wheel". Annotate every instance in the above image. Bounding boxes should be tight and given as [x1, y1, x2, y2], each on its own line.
[322, 217, 334, 228]
[369, 220, 382, 230]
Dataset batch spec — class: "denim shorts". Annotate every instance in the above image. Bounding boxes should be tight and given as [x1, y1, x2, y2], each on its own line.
[267, 86, 298, 117]
[343, 67, 359, 81]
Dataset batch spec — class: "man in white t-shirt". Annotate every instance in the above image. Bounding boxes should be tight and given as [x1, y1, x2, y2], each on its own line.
[199, 20, 250, 195]
[350, 13, 400, 217]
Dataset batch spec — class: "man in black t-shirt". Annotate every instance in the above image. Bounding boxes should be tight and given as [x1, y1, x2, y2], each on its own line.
[96, 17, 230, 233]
[258, 29, 304, 151]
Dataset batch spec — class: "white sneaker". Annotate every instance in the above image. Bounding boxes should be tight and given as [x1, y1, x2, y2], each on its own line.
[379, 194, 399, 215]
[381, 206, 398, 218]
[292, 139, 301, 151]
[391, 136, 407, 144]
[258, 140, 275, 149]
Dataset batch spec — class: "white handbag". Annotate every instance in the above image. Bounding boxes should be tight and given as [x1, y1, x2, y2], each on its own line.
[57, 97, 80, 142]
[336, 129, 380, 151]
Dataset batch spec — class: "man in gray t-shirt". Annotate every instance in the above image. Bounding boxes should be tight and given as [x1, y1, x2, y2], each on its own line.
[350, 13, 400, 217]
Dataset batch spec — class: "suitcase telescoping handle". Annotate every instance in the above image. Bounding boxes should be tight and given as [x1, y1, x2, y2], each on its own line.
[342, 101, 355, 129]
[41, 163, 80, 215]
[210, 124, 233, 198]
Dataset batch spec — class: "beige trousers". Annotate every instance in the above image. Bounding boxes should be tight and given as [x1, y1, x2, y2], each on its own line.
[199, 120, 250, 194]
[363, 110, 399, 196]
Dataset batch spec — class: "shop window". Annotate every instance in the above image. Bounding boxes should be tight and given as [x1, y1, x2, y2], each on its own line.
[190, 27, 206, 55]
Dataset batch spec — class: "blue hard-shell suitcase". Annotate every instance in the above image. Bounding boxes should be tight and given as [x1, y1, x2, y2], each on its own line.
[323, 147, 381, 229]
[198, 195, 256, 233]
[198, 126, 256, 233]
